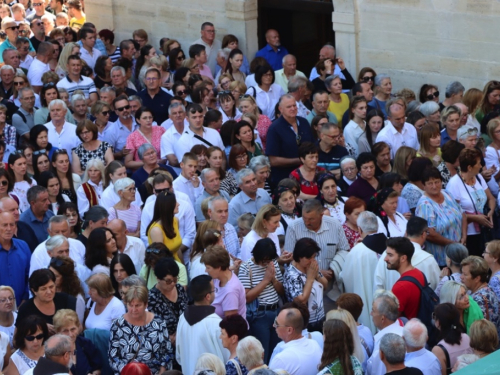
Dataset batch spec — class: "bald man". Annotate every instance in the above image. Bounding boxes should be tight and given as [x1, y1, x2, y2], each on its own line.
[107, 218, 145, 273]
[274, 54, 306, 92]
[255, 29, 289, 71]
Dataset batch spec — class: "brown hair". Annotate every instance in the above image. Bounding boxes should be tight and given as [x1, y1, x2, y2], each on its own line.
[461, 256, 489, 283]
[349, 95, 367, 120]
[418, 123, 441, 156]
[336, 293, 363, 322]
[343, 197, 367, 215]
[76, 119, 98, 141]
[458, 148, 481, 172]
[469, 319, 498, 353]
[479, 80, 500, 116]
[319, 319, 355, 374]
[463, 88, 483, 114]
[191, 220, 221, 261]
[200, 245, 230, 270]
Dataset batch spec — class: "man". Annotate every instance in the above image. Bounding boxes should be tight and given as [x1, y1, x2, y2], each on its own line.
[29, 18, 49, 52]
[104, 95, 138, 161]
[316, 122, 349, 177]
[379, 333, 423, 375]
[140, 173, 195, 264]
[26, 0, 55, 22]
[17, 37, 34, 70]
[255, 29, 289, 71]
[455, 102, 470, 127]
[79, 22, 107, 57]
[107, 218, 145, 274]
[189, 44, 214, 80]
[206, 196, 240, 257]
[3, 49, 22, 72]
[403, 319, 441, 375]
[457, 125, 479, 149]
[176, 274, 228, 375]
[441, 81, 465, 109]
[0, 197, 38, 252]
[137, 67, 172, 124]
[12, 87, 36, 139]
[275, 55, 306, 92]
[44, 100, 80, 162]
[27, 41, 51, 93]
[376, 102, 419, 158]
[56, 54, 98, 103]
[191, 22, 222, 76]
[119, 40, 136, 62]
[266, 94, 314, 183]
[173, 103, 224, 162]
[41, 14, 54, 36]
[0, 65, 14, 100]
[195, 168, 230, 222]
[284, 199, 350, 309]
[49, 0, 65, 15]
[0, 212, 31, 305]
[98, 86, 118, 122]
[309, 45, 353, 90]
[287, 76, 310, 118]
[160, 102, 188, 168]
[374, 217, 440, 292]
[306, 91, 338, 124]
[79, 27, 101, 71]
[341, 81, 375, 127]
[341, 211, 386, 334]
[55, 12, 69, 27]
[228, 169, 271, 226]
[29, 215, 86, 275]
[67, 0, 85, 29]
[111, 66, 137, 96]
[0, 18, 34, 63]
[128, 95, 142, 116]
[19, 185, 54, 244]
[269, 308, 321, 375]
[27, 334, 75, 375]
[132, 29, 148, 49]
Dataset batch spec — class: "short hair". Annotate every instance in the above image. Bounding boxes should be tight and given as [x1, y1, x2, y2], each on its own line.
[386, 237, 414, 262]
[486, 240, 500, 265]
[124, 285, 148, 305]
[445, 243, 469, 267]
[357, 211, 378, 233]
[168, 102, 186, 115]
[457, 125, 478, 142]
[324, 74, 341, 91]
[251, 237, 278, 264]
[14, 315, 49, 350]
[356, 152, 376, 170]
[98, 29, 114, 44]
[407, 157, 433, 182]
[336, 293, 363, 321]
[0, 64, 14, 74]
[76, 119, 98, 141]
[236, 168, 254, 186]
[29, 268, 56, 293]
[121, 363, 152, 375]
[418, 101, 440, 117]
[114, 177, 135, 194]
[137, 143, 156, 160]
[45, 334, 72, 359]
[469, 319, 498, 353]
[298, 142, 319, 160]
[374, 294, 399, 321]
[121, 275, 147, 288]
[439, 280, 466, 306]
[219, 314, 248, 340]
[441, 140, 465, 164]
[53, 309, 80, 332]
[252, 204, 281, 237]
[154, 257, 180, 280]
[67, 0, 82, 10]
[254, 64, 274, 86]
[195, 353, 225, 375]
[207, 195, 228, 211]
[374, 73, 390, 88]
[201, 245, 230, 270]
[461, 256, 489, 283]
[27, 185, 47, 205]
[46, 234, 68, 253]
[458, 148, 481, 172]
[189, 274, 213, 302]
[406, 216, 428, 237]
[292, 237, 320, 262]
[380, 333, 406, 365]
[445, 81, 465, 98]
[287, 76, 307, 93]
[48, 98, 67, 111]
[441, 104, 461, 124]
[249, 155, 270, 174]
[86, 273, 115, 298]
[236, 336, 264, 369]
[189, 44, 205, 58]
[181, 152, 198, 164]
[403, 318, 428, 349]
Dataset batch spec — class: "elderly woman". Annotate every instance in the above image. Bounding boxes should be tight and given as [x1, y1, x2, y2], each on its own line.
[131, 144, 176, 188]
[106, 177, 141, 236]
[419, 101, 441, 126]
[219, 315, 249, 375]
[316, 173, 348, 223]
[437, 140, 464, 189]
[236, 213, 255, 246]
[125, 107, 166, 171]
[401, 157, 433, 212]
[440, 105, 462, 146]
[326, 75, 350, 129]
[373, 187, 408, 238]
[3, 316, 48, 375]
[85, 273, 126, 331]
[343, 197, 367, 249]
[245, 64, 284, 120]
[290, 142, 326, 200]
[337, 156, 358, 196]
[109, 253, 136, 299]
[240, 238, 283, 363]
[91, 101, 112, 140]
[368, 74, 392, 118]
[140, 243, 188, 290]
[415, 167, 467, 266]
[109, 285, 173, 375]
[0, 286, 16, 348]
[194, 353, 226, 375]
[76, 159, 105, 217]
[435, 243, 469, 297]
[72, 120, 114, 176]
[248, 155, 271, 195]
[53, 309, 102, 375]
[101, 161, 142, 209]
[347, 152, 378, 204]
[236, 336, 266, 375]
[120, 275, 147, 300]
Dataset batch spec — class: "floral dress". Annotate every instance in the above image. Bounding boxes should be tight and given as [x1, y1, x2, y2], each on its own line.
[290, 166, 326, 197]
[226, 357, 248, 375]
[220, 171, 239, 196]
[471, 285, 500, 337]
[342, 223, 360, 249]
[147, 285, 188, 336]
[126, 126, 166, 161]
[74, 141, 112, 170]
[401, 182, 424, 210]
[489, 270, 500, 302]
[256, 114, 272, 151]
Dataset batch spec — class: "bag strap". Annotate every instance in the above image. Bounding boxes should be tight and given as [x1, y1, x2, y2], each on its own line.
[437, 344, 452, 375]
[248, 261, 253, 287]
[229, 359, 243, 375]
[399, 274, 428, 290]
[250, 86, 257, 98]
[360, 336, 372, 358]
[458, 174, 479, 214]
[193, 133, 214, 147]
[114, 207, 119, 219]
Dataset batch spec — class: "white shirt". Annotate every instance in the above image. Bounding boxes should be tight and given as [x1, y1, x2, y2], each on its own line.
[101, 181, 142, 209]
[172, 174, 204, 205]
[376, 213, 408, 238]
[160, 123, 187, 158]
[160, 118, 188, 132]
[269, 336, 322, 375]
[20, 54, 34, 70]
[173, 126, 224, 162]
[122, 236, 146, 274]
[29, 237, 86, 276]
[344, 120, 365, 157]
[367, 320, 404, 375]
[44, 121, 81, 162]
[296, 100, 310, 119]
[85, 296, 125, 331]
[246, 83, 284, 119]
[405, 348, 442, 375]
[245, 74, 257, 88]
[80, 46, 102, 70]
[76, 180, 103, 217]
[240, 230, 281, 262]
[375, 121, 419, 158]
[27, 57, 50, 86]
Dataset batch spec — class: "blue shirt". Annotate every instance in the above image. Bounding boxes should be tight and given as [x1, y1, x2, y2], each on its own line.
[255, 44, 289, 71]
[440, 128, 451, 147]
[223, 223, 240, 258]
[19, 208, 54, 244]
[0, 238, 32, 304]
[404, 348, 441, 375]
[78, 39, 107, 57]
[138, 89, 173, 125]
[265, 115, 314, 183]
[195, 189, 231, 222]
[228, 188, 271, 226]
[103, 119, 139, 153]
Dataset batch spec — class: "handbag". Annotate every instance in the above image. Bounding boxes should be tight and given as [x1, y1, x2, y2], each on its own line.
[245, 263, 259, 323]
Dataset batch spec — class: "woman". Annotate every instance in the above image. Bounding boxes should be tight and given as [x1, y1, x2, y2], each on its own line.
[53, 309, 102, 375]
[201, 245, 246, 318]
[316, 173, 347, 223]
[420, 101, 441, 126]
[239, 238, 284, 363]
[310, 114, 328, 141]
[55, 42, 80, 79]
[110, 253, 137, 299]
[476, 80, 500, 125]
[325, 75, 349, 125]
[407, 111, 427, 135]
[272, 186, 300, 236]
[435, 244, 469, 297]
[290, 142, 325, 200]
[22, 146, 35, 178]
[37, 171, 70, 213]
[0, 286, 17, 348]
[0, 105, 16, 149]
[206, 146, 236, 197]
[344, 96, 367, 156]
[29, 125, 58, 161]
[57, 202, 81, 239]
[147, 257, 188, 348]
[417, 123, 442, 166]
[191, 144, 209, 175]
[437, 140, 464, 189]
[48, 255, 85, 323]
[245, 64, 284, 120]
[168, 48, 185, 75]
[34, 83, 74, 125]
[337, 156, 358, 195]
[132, 144, 176, 189]
[239, 95, 272, 151]
[77, 206, 109, 248]
[372, 142, 392, 177]
[342, 197, 367, 249]
[419, 84, 440, 104]
[94, 56, 112, 89]
[102, 161, 141, 209]
[7, 152, 36, 212]
[440, 105, 462, 146]
[447, 148, 496, 256]
[249, 155, 272, 195]
[10, 74, 41, 109]
[283, 238, 328, 331]
[373, 187, 408, 238]
[484, 240, 500, 302]
[392, 146, 417, 186]
[347, 152, 378, 204]
[368, 74, 392, 118]
[463, 88, 483, 134]
[3, 315, 47, 375]
[107, 177, 141, 236]
[227, 144, 249, 179]
[485, 118, 500, 192]
[358, 109, 384, 154]
[109, 285, 172, 375]
[236, 214, 255, 246]
[432, 303, 473, 375]
[147, 192, 182, 263]
[357, 67, 377, 89]
[85, 228, 118, 276]
[52, 149, 80, 204]
[232, 121, 262, 160]
[378, 172, 411, 218]
[32, 152, 51, 182]
[230, 80, 247, 108]
[222, 49, 246, 83]
[150, 55, 173, 89]
[401, 157, 433, 212]
[84, 273, 126, 331]
[415, 167, 466, 266]
[125, 107, 166, 171]
[219, 315, 249, 375]
[16, 269, 76, 329]
[317, 319, 363, 375]
[136, 45, 157, 89]
[91, 101, 112, 140]
[76, 159, 105, 216]
[0, 169, 18, 204]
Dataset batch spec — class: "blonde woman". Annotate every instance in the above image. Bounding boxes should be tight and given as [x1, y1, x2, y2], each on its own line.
[417, 123, 442, 166]
[55, 42, 80, 79]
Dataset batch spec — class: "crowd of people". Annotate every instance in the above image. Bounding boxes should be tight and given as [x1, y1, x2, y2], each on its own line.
[0, 3, 499, 375]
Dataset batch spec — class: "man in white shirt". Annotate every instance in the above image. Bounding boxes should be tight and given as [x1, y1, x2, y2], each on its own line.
[269, 308, 321, 375]
[172, 152, 203, 205]
[309, 45, 346, 82]
[191, 22, 222, 76]
[207, 196, 240, 258]
[79, 27, 101, 71]
[287, 76, 310, 119]
[44, 99, 80, 162]
[376, 101, 419, 158]
[160, 102, 188, 168]
[274, 55, 306, 93]
[107, 219, 145, 274]
[27, 41, 51, 93]
[403, 319, 442, 375]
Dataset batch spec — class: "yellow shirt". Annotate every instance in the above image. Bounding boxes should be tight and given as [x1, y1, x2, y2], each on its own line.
[147, 219, 182, 262]
[139, 262, 188, 289]
[327, 93, 350, 125]
[416, 148, 442, 166]
[70, 15, 86, 29]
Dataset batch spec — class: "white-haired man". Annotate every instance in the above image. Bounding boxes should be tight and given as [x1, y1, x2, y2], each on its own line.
[44, 99, 80, 162]
[403, 319, 441, 375]
[274, 55, 306, 92]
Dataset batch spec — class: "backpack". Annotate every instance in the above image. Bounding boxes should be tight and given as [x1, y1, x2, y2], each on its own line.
[399, 272, 439, 334]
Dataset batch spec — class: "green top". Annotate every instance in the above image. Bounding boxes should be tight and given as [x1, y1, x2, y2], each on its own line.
[317, 356, 363, 375]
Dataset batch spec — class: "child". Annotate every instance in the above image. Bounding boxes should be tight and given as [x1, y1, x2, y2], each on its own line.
[172, 152, 203, 205]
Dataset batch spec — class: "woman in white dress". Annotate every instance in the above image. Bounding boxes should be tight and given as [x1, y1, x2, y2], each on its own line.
[0, 286, 17, 349]
[374, 187, 408, 238]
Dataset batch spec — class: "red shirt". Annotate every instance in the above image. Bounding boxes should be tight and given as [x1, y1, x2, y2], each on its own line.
[392, 268, 425, 319]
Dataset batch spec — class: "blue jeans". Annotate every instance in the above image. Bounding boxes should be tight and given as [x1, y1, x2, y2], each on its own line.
[249, 308, 280, 364]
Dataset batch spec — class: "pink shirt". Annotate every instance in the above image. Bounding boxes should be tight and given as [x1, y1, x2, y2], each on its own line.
[256, 114, 272, 150]
[213, 272, 247, 320]
[199, 64, 214, 81]
[126, 126, 166, 161]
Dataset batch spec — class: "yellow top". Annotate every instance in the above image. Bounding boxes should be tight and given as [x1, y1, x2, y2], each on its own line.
[70, 15, 86, 29]
[327, 93, 350, 125]
[139, 262, 188, 289]
[416, 148, 442, 166]
[147, 219, 182, 262]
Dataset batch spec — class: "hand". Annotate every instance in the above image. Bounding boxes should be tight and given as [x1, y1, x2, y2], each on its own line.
[321, 269, 333, 281]
[403, 212, 412, 220]
[278, 251, 293, 263]
[263, 262, 276, 283]
[460, 236, 467, 245]
[440, 267, 451, 278]
[324, 59, 333, 73]
[475, 214, 493, 228]
[481, 168, 494, 181]
[122, 148, 132, 155]
[306, 260, 319, 279]
[190, 175, 200, 188]
[337, 57, 345, 70]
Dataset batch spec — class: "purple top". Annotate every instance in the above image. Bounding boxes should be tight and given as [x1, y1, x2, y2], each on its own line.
[213, 272, 247, 320]
[347, 176, 377, 204]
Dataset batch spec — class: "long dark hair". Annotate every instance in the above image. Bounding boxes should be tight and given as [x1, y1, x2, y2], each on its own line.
[319, 319, 355, 375]
[29, 125, 54, 151]
[85, 227, 116, 270]
[226, 48, 243, 76]
[32, 153, 51, 182]
[49, 256, 85, 297]
[57, 202, 82, 234]
[51, 150, 76, 201]
[39, 82, 60, 108]
[0, 168, 14, 193]
[365, 109, 385, 150]
[146, 191, 177, 239]
[109, 253, 136, 298]
[434, 303, 464, 345]
[169, 48, 184, 72]
[231, 120, 255, 147]
[37, 171, 65, 205]
[135, 44, 154, 80]
[8, 152, 32, 184]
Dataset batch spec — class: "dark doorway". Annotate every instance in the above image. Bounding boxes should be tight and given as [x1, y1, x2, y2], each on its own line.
[257, 0, 334, 75]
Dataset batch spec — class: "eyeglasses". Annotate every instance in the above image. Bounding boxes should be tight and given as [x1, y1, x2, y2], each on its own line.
[362, 76, 374, 82]
[49, 257, 64, 268]
[324, 133, 341, 140]
[426, 91, 440, 100]
[0, 180, 8, 186]
[236, 154, 247, 160]
[162, 276, 178, 285]
[176, 90, 187, 96]
[273, 318, 289, 328]
[146, 247, 161, 254]
[483, 251, 491, 255]
[425, 230, 430, 235]
[124, 187, 136, 193]
[0, 296, 14, 304]
[145, 77, 159, 82]
[177, 55, 186, 61]
[116, 105, 130, 112]
[7, 26, 19, 31]
[239, 94, 252, 99]
[101, 110, 110, 116]
[33, 149, 47, 156]
[18, 46, 29, 51]
[32, 22, 42, 27]
[33, 2, 43, 5]
[13, 81, 24, 86]
[218, 90, 231, 97]
[26, 333, 45, 341]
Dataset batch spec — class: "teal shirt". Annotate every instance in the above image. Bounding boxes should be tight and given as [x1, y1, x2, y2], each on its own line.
[306, 109, 338, 125]
[0, 38, 35, 63]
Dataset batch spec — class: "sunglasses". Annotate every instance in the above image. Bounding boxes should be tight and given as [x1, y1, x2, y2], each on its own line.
[26, 333, 45, 341]
[116, 105, 130, 112]
[13, 81, 24, 86]
[218, 90, 231, 97]
[426, 91, 440, 100]
[7, 26, 19, 31]
[239, 94, 252, 99]
[101, 110, 110, 116]
[33, 150, 47, 156]
[146, 247, 161, 254]
[43, 82, 56, 88]
[362, 76, 374, 82]
[177, 55, 185, 61]
[0, 180, 8, 186]
[176, 90, 187, 96]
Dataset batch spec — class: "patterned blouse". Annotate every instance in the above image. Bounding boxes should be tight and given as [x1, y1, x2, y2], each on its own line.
[220, 171, 239, 197]
[489, 270, 500, 302]
[126, 126, 166, 161]
[401, 182, 424, 209]
[317, 356, 363, 375]
[256, 114, 272, 151]
[2, 124, 17, 147]
[147, 285, 188, 335]
[342, 224, 360, 249]
[290, 166, 326, 196]
[471, 285, 500, 336]
[74, 141, 112, 171]
[437, 161, 455, 189]
[226, 357, 248, 375]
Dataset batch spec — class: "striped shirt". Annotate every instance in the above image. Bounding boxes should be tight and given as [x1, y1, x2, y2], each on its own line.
[284, 216, 350, 271]
[239, 259, 283, 305]
[56, 75, 97, 99]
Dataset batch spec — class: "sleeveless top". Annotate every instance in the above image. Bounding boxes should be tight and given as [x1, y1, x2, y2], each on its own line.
[74, 141, 112, 171]
[11, 349, 38, 374]
[147, 220, 182, 262]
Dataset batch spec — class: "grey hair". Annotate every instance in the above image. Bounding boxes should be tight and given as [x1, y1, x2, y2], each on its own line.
[121, 275, 146, 288]
[439, 280, 466, 305]
[237, 212, 255, 229]
[374, 292, 400, 321]
[71, 93, 86, 107]
[373, 289, 400, 307]
[419, 101, 440, 117]
[287, 76, 307, 93]
[321, 44, 335, 53]
[46, 235, 68, 253]
[445, 243, 469, 267]
[168, 102, 186, 115]
[82, 158, 105, 184]
[100, 86, 116, 96]
[114, 177, 135, 194]
[194, 353, 226, 375]
[403, 318, 428, 349]
[27, 185, 47, 205]
[249, 155, 270, 174]
[379, 333, 406, 365]
[217, 47, 231, 60]
[340, 156, 356, 169]
[236, 168, 255, 186]
[357, 211, 378, 234]
[281, 54, 296, 65]
[0, 65, 15, 74]
[445, 81, 465, 98]
[406, 100, 421, 114]
[19, 87, 34, 99]
[319, 122, 339, 133]
[137, 143, 156, 160]
[324, 74, 341, 90]
[110, 66, 125, 76]
[236, 336, 265, 369]
[252, 370, 279, 375]
[302, 198, 324, 214]
[127, 95, 142, 104]
[200, 168, 219, 183]
[48, 215, 69, 230]
[457, 125, 478, 142]
[207, 195, 228, 211]
[278, 93, 295, 106]
[374, 74, 390, 88]
[44, 334, 72, 359]
[82, 205, 109, 228]
[48, 99, 68, 111]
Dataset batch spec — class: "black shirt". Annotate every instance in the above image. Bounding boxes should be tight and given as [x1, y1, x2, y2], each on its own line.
[138, 88, 172, 124]
[16, 292, 77, 326]
[30, 35, 49, 52]
[317, 142, 349, 172]
[15, 221, 39, 252]
[385, 367, 423, 375]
